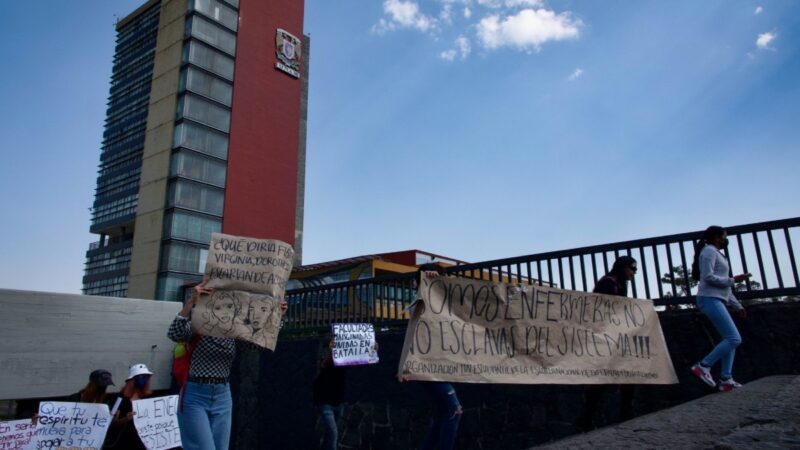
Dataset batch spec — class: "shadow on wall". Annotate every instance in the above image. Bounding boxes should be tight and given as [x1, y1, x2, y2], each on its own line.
[229, 302, 800, 450]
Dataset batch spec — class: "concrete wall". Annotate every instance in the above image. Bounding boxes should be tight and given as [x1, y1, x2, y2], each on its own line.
[229, 302, 800, 450]
[0, 289, 180, 400]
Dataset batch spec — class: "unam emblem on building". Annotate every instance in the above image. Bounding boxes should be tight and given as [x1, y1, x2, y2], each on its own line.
[275, 28, 301, 78]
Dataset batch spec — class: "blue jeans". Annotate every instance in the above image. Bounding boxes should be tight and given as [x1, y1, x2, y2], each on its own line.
[697, 296, 742, 380]
[178, 382, 232, 450]
[420, 383, 462, 450]
[318, 404, 344, 450]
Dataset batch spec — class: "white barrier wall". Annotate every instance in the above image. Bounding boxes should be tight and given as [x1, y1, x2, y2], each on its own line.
[0, 289, 180, 400]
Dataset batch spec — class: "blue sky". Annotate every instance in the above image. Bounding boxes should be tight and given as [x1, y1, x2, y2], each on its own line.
[0, 0, 798, 294]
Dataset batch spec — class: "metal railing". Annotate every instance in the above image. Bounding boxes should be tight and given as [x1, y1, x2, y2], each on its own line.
[283, 217, 800, 332]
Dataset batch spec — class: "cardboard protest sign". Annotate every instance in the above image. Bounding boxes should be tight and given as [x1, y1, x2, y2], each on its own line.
[332, 323, 379, 366]
[132, 396, 181, 450]
[194, 290, 283, 350]
[0, 419, 35, 450]
[193, 233, 294, 350]
[398, 276, 678, 385]
[203, 233, 294, 295]
[33, 402, 111, 450]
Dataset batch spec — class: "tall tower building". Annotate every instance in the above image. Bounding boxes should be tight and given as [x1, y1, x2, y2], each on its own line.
[83, 0, 308, 301]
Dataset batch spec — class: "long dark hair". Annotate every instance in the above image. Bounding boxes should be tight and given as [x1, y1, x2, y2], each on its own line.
[691, 225, 726, 281]
[609, 256, 637, 281]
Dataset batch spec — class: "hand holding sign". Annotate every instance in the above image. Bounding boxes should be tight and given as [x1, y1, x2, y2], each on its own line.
[192, 233, 295, 350]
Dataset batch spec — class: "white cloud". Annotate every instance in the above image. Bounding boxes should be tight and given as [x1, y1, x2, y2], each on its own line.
[440, 4, 453, 23]
[505, 0, 543, 8]
[477, 0, 503, 8]
[440, 35, 472, 61]
[756, 31, 776, 50]
[567, 68, 583, 81]
[440, 49, 457, 61]
[754, 6, 763, 15]
[373, 0, 437, 34]
[477, 8, 582, 51]
[464, 6, 472, 19]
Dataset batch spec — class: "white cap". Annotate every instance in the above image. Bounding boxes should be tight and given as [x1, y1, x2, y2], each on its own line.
[126, 363, 154, 380]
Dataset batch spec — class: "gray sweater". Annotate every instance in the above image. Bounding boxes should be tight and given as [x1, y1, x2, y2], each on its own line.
[696, 245, 743, 310]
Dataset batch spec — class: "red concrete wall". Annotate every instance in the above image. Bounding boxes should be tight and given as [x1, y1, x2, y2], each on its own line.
[222, 0, 304, 244]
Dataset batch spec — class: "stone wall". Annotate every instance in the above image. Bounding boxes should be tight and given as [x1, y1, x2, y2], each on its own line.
[230, 302, 800, 450]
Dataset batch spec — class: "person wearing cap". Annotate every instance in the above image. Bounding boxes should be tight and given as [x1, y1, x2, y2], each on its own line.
[104, 364, 153, 450]
[67, 369, 115, 404]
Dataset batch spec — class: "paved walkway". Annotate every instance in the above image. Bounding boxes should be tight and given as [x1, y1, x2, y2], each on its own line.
[532, 375, 800, 449]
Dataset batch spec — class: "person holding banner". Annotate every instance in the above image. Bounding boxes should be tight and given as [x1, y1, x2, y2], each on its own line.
[104, 363, 154, 450]
[579, 256, 638, 429]
[168, 279, 288, 450]
[313, 336, 379, 450]
[406, 264, 463, 450]
[690, 226, 751, 392]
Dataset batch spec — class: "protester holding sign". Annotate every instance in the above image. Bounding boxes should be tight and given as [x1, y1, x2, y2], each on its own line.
[313, 335, 379, 450]
[408, 264, 463, 450]
[579, 256, 638, 429]
[105, 363, 154, 450]
[168, 279, 288, 450]
[69, 369, 116, 404]
[690, 226, 751, 392]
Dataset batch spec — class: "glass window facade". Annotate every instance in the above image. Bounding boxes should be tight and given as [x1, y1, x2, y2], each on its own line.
[158, 3, 239, 301]
[173, 122, 228, 159]
[169, 179, 224, 216]
[161, 242, 208, 273]
[180, 66, 233, 106]
[177, 94, 231, 132]
[190, 0, 238, 31]
[171, 151, 227, 187]
[186, 15, 236, 55]
[84, 2, 161, 297]
[183, 41, 235, 81]
[164, 211, 221, 244]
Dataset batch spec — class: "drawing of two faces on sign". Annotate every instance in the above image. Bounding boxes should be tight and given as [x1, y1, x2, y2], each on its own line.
[197, 290, 281, 350]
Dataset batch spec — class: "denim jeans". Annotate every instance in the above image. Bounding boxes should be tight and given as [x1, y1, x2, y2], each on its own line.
[318, 404, 344, 450]
[178, 382, 232, 450]
[420, 383, 462, 450]
[697, 296, 742, 380]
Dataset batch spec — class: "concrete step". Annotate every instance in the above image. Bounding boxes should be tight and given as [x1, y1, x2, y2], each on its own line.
[531, 375, 800, 449]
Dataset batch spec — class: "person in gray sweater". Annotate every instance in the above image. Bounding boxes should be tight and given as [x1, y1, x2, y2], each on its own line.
[689, 226, 751, 392]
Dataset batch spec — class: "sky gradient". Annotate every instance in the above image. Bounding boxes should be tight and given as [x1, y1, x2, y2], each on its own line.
[0, 0, 797, 294]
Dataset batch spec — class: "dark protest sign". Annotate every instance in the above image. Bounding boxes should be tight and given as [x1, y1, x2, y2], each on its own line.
[194, 233, 294, 350]
[398, 276, 678, 384]
[132, 396, 181, 450]
[0, 419, 35, 450]
[332, 323, 379, 366]
[33, 402, 111, 450]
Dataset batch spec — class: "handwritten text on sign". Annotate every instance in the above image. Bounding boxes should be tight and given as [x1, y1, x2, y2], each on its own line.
[204, 233, 294, 296]
[132, 396, 181, 450]
[332, 323, 379, 366]
[398, 276, 678, 385]
[33, 402, 111, 450]
[0, 419, 35, 450]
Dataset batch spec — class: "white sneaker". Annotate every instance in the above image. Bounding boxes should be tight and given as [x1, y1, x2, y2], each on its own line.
[691, 363, 716, 387]
[718, 379, 743, 392]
